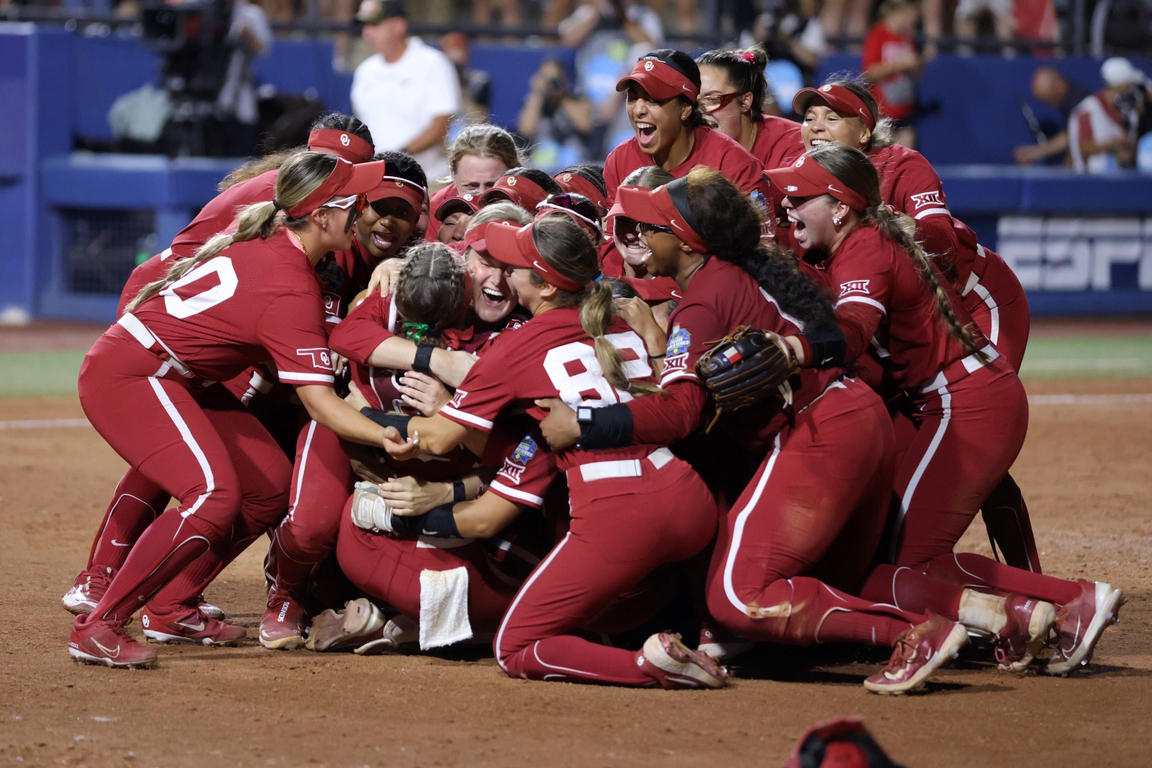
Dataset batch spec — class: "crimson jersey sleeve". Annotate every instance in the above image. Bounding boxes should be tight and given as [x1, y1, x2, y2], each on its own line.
[603, 144, 631, 209]
[254, 293, 336, 386]
[439, 337, 519, 433]
[329, 292, 396, 364]
[487, 431, 558, 508]
[881, 148, 958, 276]
[826, 245, 892, 365]
[659, 302, 733, 387]
[170, 171, 278, 259]
[626, 379, 706, 445]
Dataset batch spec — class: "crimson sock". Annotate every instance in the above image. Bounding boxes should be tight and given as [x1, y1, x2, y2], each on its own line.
[817, 608, 915, 647]
[265, 528, 320, 597]
[859, 565, 966, 620]
[980, 473, 1043, 574]
[88, 509, 212, 624]
[88, 471, 168, 572]
[501, 636, 656, 686]
[149, 517, 268, 614]
[923, 553, 1081, 606]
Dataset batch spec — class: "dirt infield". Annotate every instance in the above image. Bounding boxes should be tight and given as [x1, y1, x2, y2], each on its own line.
[2, 375, 1150, 767]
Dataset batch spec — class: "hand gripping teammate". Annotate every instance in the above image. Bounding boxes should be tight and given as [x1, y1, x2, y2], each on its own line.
[381, 215, 727, 689]
[539, 170, 969, 694]
[791, 80, 1038, 571]
[69, 153, 413, 668]
[62, 115, 377, 619]
[768, 146, 1123, 675]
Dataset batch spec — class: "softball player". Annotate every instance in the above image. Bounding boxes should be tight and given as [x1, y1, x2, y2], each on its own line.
[69, 153, 402, 668]
[425, 124, 525, 243]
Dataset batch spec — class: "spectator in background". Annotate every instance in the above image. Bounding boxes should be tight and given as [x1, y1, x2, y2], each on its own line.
[559, 0, 663, 156]
[861, 0, 920, 148]
[215, 0, 273, 156]
[1069, 57, 1148, 174]
[351, 0, 461, 181]
[425, 124, 527, 242]
[518, 59, 594, 173]
[441, 33, 492, 127]
[1014, 66, 1092, 165]
[954, 0, 1015, 54]
[752, 0, 827, 85]
[820, 0, 873, 43]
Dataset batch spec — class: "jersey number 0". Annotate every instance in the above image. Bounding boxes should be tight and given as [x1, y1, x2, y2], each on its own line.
[160, 258, 240, 319]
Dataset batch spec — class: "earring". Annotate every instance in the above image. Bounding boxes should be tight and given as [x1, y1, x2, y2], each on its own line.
[833, 216, 843, 227]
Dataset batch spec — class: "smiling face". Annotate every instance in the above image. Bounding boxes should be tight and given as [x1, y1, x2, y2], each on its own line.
[466, 247, 518, 324]
[613, 216, 651, 269]
[453, 154, 508, 196]
[627, 84, 693, 157]
[638, 227, 688, 277]
[438, 212, 472, 243]
[504, 267, 548, 315]
[356, 198, 418, 260]
[801, 104, 872, 151]
[782, 194, 841, 251]
[698, 65, 749, 143]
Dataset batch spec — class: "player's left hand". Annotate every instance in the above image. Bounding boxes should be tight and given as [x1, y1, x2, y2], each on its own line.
[378, 475, 451, 516]
[536, 398, 580, 450]
[367, 257, 405, 298]
[381, 427, 421, 460]
[398, 372, 452, 416]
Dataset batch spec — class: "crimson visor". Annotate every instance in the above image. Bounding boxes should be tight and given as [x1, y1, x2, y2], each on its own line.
[307, 128, 376, 163]
[616, 181, 711, 255]
[484, 222, 585, 293]
[791, 84, 876, 130]
[478, 174, 551, 212]
[616, 57, 699, 102]
[764, 153, 869, 212]
[435, 193, 481, 222]
[281, 158, 385, 219]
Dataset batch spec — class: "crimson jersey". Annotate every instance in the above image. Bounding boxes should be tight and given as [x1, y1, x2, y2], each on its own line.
[487, 428, 559, 509]
[316, 239, 380, 324]
[806, 223, 981, 390]
[123, 230, 335, 388]
[170, 171, 279, 260]
[662, 257, 843, 450]
[441, 307, 661, 473]
[603, 125, 770, 208]
[751, 115, 805, 171]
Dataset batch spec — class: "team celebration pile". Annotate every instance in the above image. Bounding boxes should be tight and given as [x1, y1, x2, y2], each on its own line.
[61, 46, 1125, 696]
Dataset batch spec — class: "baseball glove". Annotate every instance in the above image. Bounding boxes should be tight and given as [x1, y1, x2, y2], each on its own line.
[695, 326, 800, 422]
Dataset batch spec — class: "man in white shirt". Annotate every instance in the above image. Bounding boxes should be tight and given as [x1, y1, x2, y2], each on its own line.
[1068, 57, 1147, 174]
[351, 0, 461, 180]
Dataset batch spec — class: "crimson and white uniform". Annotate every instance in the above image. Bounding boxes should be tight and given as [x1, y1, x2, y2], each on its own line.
[617, 258, 924, 647]
[604, 126, 770, 208]
[336, 430, 560, 637]
[76, 230, 334, 625]
[750, 115, 805, 170]
[440, 307, 718, 686]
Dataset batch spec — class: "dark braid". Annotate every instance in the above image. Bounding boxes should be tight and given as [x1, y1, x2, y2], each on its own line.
[683, 167, 840, 334]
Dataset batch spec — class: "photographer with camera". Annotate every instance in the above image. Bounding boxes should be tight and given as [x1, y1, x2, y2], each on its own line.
[517, 59, 594, 172]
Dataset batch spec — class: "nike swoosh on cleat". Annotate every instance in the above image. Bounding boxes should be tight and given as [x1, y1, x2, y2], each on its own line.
[92, 639, 121, 658]
[111, 539, 131, 547]
[177, 620, 206, 632]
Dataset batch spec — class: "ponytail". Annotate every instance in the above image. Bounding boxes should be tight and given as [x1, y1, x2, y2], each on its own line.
[577, 280, 664, 398]
[871, 204, 987, 361]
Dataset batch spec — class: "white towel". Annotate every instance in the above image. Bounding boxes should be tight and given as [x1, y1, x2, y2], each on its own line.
[418, 566, 473, 650]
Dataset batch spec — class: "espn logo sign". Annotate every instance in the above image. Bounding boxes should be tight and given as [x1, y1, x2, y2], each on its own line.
[997, 216, 1152, 291]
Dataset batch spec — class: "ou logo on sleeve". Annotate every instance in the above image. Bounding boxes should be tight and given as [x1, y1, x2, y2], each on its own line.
[296, 348, 334, 370]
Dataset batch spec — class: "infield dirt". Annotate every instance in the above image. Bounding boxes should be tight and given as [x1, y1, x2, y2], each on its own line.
[1, 360, 1149, 767]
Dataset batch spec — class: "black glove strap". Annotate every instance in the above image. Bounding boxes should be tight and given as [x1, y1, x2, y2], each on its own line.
[412, 345, 434, 375]
[360, 408, 411, 440]
[389, 503, 463, 539]
[453, 477, 467, 502]
[802, 327, 848, 369]
[576, 403, 634, 450]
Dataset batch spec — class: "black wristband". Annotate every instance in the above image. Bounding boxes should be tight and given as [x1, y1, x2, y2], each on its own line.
[359, 408, 411, 440]
[412, 344, 434, 375]
[577, 403, 634, 450]
[453, 477, 467, 502]
[803, 327, 848, 369]
[389, 503, 462, 539]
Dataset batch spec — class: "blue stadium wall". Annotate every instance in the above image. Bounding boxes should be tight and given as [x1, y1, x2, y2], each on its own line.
[1, 25, 1150, 321]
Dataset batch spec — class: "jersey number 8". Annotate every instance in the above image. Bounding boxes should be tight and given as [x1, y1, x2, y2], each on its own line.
[543, 332, 651, 409]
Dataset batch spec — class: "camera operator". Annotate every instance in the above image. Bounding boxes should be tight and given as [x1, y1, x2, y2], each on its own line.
[517, 59, 594, 172]
[216, 0, 272, 152]
[1069, 57, 1149, 173]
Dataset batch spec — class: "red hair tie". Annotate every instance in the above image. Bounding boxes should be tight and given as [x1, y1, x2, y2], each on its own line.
[738, 52, 757, 63]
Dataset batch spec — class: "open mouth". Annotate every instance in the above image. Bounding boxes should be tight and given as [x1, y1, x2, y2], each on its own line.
[636, 122, 657, 146]
[480, 288, 506, 307]
[810, 139, 832, 148]
[622, 241, 651, 266]
[787, 212, 807, 238]
[372, 229, 395, 251]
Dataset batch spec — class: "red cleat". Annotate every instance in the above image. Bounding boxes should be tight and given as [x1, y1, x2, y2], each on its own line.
[140, 606, 246, 646]
[864, 612, 968, 695]
[259, 591, 308, 650]
[196, 594, 225, 621]
[61, 567, 115, 616]
[1044, 580, 1125, 676]
[993, 595, 1057, 671]
[637, 632, 728, 689]
[69, 616, 157, 669]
